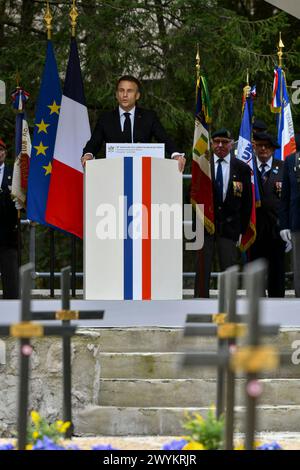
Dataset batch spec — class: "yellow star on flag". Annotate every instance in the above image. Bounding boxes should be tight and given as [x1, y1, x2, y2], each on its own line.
[34, 141, 48, 156]
[43, 161, 52, 176]
[48, 100, 61, 115]
[36, 119, 50, 134]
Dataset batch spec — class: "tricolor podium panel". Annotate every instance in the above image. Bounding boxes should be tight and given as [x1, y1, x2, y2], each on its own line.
[84, 157, 182, 300]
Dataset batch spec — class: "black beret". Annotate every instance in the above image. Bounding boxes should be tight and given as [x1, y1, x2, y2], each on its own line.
[211, 128, 232, 140]
[253, 132, 280, 149]
[253, 119, 268, 132]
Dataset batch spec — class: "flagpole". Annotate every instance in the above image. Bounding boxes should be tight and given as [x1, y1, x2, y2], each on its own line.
[43, 2, 56, 298]
[277, 32, 285, 158]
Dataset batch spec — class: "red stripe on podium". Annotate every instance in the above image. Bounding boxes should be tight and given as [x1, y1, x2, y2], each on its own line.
[142, 157, 151, 300]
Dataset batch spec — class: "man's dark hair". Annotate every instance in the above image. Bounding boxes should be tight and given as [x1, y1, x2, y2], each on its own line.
[116, 75, 141, 92]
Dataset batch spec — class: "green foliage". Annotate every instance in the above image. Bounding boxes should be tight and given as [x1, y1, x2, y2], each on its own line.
[183, 408, 225, 450]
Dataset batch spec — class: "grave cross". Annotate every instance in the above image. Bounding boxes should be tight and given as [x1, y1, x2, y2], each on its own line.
[0, 264, 77, 450]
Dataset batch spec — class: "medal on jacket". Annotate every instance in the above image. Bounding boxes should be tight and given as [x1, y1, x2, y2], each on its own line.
[233, 180, 243, 197]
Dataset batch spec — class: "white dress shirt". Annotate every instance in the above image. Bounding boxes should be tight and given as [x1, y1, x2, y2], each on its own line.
[257, 156, 273, 173]
[214, 153, 230, 201]
[0, 163, 4, 188]
[119, 106, 135, 143]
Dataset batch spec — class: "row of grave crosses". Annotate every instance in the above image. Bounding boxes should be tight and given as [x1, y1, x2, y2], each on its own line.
[182, 260, 292, 451]
[0, 263, 104, 450]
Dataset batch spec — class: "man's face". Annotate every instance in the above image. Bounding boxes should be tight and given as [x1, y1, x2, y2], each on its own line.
[116, 80, 140, 112]
[255, 140, 274, 163]
[0, 146, 6, 165]
[211, 137, 233, 159]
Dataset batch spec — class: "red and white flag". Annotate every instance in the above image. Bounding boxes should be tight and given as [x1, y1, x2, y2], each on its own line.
[45, 38, 90, 238]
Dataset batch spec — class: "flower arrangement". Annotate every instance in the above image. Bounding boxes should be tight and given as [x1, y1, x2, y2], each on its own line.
[162, 408, 282, 451]
[0, 411, 118, 451]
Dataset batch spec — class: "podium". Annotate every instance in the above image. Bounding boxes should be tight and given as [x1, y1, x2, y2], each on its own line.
[84, 151, 182, 300]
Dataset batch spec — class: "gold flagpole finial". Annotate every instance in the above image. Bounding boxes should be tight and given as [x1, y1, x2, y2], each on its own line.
[70, 0, 79, 37]
[278, 32, 285, 68]
[244, 69, 251, 99]
[44, 1, 53, 40]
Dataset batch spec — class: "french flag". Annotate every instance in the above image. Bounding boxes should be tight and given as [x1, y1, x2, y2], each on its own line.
[45, 37, 90, 238]
[271, 67, 296, 160]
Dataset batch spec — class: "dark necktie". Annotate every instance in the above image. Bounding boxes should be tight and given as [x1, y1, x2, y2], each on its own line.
[123, 112, 132, 143]
[260, 163, 269, 183]
[215, 158, 223, 204]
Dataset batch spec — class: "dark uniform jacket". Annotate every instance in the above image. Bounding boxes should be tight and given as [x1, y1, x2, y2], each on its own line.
[211, 155, 252, 242]
[0, 165, 18, 248]
[279, 153, 300, 232]
[83, 107, 177, 158]
[256, 158, 284, 240]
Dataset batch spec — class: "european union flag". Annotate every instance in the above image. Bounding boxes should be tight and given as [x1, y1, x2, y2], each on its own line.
[27, 40, 62, 225]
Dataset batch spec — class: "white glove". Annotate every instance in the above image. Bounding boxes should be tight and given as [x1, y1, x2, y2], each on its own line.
[15, 200, 23, 210]
[280, 229, 291, 243]
[285, 240, 292, 253]
[236, 234, 242, 247]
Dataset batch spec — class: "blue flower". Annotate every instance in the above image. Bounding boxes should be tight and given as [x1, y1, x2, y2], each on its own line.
[0, 443, 14, 450]
[162, 439, 188, 450]
[256, 441, 282, 451]
[66, 443, 81, 450]
[32, 436, 65, 450]
[92, 444, 118, 450]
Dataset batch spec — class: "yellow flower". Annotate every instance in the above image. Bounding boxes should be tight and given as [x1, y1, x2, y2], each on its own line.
[31, 411, 41, 426]
[194, 413, 205, 425]
[26, 444, 33, 450]
[183, 441, 205, 450]
[234, 444, 245, 450]
[60, 421, 71, 434]
[32, 431, 39, 439]
[55, 420, 64, 431]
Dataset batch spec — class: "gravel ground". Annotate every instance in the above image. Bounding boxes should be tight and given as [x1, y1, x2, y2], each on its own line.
[1, 434, 300, 450]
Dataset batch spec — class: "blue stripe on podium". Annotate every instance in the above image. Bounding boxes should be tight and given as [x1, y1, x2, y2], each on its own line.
[124, 157, 133, 299]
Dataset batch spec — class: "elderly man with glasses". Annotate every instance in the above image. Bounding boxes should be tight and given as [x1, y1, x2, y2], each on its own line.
[250, 132, 286, 297]
[194, 128, 252, 298]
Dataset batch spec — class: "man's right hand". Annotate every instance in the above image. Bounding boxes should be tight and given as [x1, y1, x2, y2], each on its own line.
[280, 229, 291, 243]
[81, 153, 93, 168]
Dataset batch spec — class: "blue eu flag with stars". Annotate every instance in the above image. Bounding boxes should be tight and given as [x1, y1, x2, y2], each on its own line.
[27, 40, 62, 225]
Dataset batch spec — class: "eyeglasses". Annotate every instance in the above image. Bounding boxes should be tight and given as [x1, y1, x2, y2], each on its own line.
[212, 139, 232, 146]
[255, 142, 272, 150]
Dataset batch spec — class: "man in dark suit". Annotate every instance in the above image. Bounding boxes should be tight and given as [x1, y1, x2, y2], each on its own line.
[279, 133, 300, 297]
[81, 75, 186, 172]
[0, 138, 19, 298]
[250, 132, 286, 297]
[195, 128, 252, 297]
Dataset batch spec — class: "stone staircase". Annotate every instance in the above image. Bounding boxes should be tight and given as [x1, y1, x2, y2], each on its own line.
[74, 327, 300, 436]
[1, 327, 300, 436]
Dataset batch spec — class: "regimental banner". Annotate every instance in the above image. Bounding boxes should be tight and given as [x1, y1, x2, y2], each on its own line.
[84, 157, 182, 300]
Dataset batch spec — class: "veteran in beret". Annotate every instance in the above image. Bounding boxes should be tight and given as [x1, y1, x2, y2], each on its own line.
[250, 132, 286, 297]
[194, 128, 252, 298]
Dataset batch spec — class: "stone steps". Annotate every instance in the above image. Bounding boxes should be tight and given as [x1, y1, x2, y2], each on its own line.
[98, 378, 300, 407]
[2, 326, 300, 436]
[75, 405, 300, 436]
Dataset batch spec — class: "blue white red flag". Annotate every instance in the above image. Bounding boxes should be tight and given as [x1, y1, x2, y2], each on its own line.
[237, 86, 260, 250]
[45, 37, 90, 238]
[271, 66, 296, 160]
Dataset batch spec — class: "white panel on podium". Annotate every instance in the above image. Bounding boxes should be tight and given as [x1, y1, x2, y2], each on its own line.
[84, 156, 182, 300]
[106, 143, 165, 159]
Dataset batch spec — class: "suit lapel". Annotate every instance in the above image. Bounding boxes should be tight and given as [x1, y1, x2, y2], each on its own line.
[223, 155, 233, 203]
[113, 108, 123, 141]
[133, 107, 143, 143]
